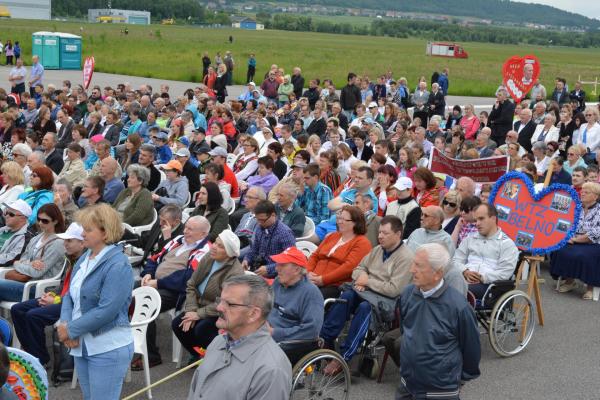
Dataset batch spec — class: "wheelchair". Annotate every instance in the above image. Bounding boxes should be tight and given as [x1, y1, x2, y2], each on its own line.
[469, 279, 535, 357]
[289, 342, 351, 400]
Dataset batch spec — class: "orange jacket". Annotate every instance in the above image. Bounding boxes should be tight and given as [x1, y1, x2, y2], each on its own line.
[306, 232, 372, 287]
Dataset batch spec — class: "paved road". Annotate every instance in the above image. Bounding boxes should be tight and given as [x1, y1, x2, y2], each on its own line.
[0, 66, 497, 112]
[47, 265, 598, 400]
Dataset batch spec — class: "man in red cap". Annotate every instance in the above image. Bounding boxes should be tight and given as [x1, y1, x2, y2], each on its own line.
[267, 246, 324, 365]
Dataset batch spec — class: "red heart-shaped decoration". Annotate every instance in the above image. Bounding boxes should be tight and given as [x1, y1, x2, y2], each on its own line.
[502, 55, 540, 102]
[490, 172, 581, 254]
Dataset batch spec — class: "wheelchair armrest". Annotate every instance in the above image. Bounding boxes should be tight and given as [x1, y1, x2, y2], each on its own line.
[488, 280, 515, 287]
[278, 339, 320, 347]
[323, 298, 348, 308]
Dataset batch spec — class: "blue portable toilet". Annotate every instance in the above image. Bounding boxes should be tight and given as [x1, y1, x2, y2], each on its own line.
[32, 31, 81, 70]
[32, 31, 60, 69]
[58, 33, 82, 70]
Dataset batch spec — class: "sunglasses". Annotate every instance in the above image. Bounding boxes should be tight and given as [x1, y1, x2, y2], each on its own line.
[37, 217, 52, 224]
[4, 211, 20, 218]
[442, 200, 457, 207]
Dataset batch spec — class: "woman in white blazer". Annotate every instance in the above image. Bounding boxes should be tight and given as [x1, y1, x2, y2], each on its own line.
[531, 114, 560, 145]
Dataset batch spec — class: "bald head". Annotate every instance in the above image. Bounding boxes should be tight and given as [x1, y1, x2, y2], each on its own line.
[184, 215, 211, 243]
[456, 177, 476, 198]
[100, 157, 119, 180]
[422, 206, 444, 230]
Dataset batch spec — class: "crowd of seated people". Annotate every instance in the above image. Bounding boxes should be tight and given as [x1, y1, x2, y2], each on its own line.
[0, 63, 598, 400]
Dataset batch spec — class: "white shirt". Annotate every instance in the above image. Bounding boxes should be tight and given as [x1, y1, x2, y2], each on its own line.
[421, 278, 445, 298]
[69, 245, 133, 357]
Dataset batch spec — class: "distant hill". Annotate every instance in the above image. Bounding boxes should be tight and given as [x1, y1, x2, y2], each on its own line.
[236, 0, 600, 30]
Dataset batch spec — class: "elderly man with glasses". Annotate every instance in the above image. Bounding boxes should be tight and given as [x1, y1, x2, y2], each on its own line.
[406, 206, 455, 256]
[0, 200, 33, 267]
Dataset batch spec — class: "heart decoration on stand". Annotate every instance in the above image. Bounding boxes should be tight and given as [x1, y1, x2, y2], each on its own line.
[502, 55, 540, 102]
[490, 171, 581, 254]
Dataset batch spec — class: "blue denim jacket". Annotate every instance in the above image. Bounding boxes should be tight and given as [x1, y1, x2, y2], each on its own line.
[60, 245, 133, 338]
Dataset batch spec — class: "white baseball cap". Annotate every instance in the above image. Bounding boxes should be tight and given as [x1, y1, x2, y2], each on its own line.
[393, 177, 413, 192]
[3, 199, 33, 218]
[56, 223, 84, 241]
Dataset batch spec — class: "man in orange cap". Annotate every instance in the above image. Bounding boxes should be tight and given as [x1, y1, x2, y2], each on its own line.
[267, 246, 324, 365]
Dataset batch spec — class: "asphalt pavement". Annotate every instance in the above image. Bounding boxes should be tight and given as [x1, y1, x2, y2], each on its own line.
[46, 264, 599, 400]
[0, 65, 497, 112]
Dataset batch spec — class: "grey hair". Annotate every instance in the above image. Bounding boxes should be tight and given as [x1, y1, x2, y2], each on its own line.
[186, 215, 211, 234]
[248, 186, 266, 200]
[223, 274, 274, 319]
[279, 183, 298, 200]
[140, 144, 156, 157]
[532, 141, 547, 152]
[55, 178, 73, 193]
[497, 88, 508, 97]
[31, 151, 46, 163]
[44, 131, 58, 143]
[416, 243, 450, 273]
[13, 143, 32, 158]
[159, 204, 182, 221]
[535, 101, 547, 110]
[127, 164, 150, 187]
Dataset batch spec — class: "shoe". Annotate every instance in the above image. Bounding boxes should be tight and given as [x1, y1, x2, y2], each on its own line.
[323, 359, 343, 376]
[582, 291, 593, 300]
[130, 357, 162, 371]
[558, 281, 576, 293]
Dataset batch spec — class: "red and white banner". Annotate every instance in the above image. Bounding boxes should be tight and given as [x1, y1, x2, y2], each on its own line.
[83, 56, 95, 90]
[429, 148, 509, 183]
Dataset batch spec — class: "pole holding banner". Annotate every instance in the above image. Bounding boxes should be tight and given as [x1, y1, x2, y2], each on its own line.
[83, 56, 95, 90]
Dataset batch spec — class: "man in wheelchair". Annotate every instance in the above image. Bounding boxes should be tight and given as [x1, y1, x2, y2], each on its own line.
[453, 203, 519, 300]
[267, 246, 325, 365]
[320, 216, 414, 375]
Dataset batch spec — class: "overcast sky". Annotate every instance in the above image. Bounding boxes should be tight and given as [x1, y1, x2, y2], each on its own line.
[517, 0, 600, 20]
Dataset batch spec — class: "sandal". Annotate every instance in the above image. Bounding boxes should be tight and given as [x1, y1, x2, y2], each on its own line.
[582, 291, 593, 300]
[558, 281, 576, 293]
[323, 359, 343, 376]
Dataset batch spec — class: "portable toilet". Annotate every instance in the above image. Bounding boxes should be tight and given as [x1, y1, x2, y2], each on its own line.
[32, 31, 60, 69]
[58, 33, 82, 70]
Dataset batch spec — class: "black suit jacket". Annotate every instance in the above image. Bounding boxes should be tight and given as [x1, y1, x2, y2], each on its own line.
[570, 89, 586, 111]
[427, 91, 445, 117]
[56, 120, 74, 150]
[489, 100, 515, 144]
[45, 148, 64, 174]
[102, 124, 120, 147]
[551, 88, 569, 105]
[514, 119, 537, 153]
[354, 145, 373, 162]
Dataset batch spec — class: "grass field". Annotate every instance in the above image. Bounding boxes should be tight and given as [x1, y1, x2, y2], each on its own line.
[3, 19, 600, 97]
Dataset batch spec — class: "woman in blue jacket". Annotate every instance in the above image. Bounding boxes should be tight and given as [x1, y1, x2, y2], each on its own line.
[58, 204, 134, 400]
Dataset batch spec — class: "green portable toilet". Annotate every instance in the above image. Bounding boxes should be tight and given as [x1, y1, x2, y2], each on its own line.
[32, 31, 60, 69]
[58, 33, 82, 70]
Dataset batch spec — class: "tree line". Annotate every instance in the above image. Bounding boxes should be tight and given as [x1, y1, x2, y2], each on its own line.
[265, 15, 600, 48]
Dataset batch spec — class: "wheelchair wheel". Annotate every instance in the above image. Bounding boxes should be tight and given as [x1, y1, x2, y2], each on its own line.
[488, 290, 535, 357]
[291, 349, 351, 400]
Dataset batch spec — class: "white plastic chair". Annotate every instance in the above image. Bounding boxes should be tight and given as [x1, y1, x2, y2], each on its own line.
[296, 218, 315, 241]
[71, 287, 162, 398]
[123, 209, 158, 237]
[222, 196, 236, 215]
[159, 170, 167, 182]
[296, 241, 318, 258]
[167, 308, 184, 368]
[226, 153, 237, 169]
[130, 286, 162, 399]
[0, 260, 67, 316]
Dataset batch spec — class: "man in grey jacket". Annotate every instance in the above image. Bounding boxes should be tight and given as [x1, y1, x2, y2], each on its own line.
[406, 206, 455, 256]
[187, 274, 291, 400]
[0, 200, 33, 267]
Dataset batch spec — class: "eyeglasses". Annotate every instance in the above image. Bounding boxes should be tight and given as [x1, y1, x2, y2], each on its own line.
[585, 114, 593, 117]
[215, 296, 253, 308]
[567, 152, 577, 156]
[460, 208, 472, 213]
[4, 211, 20, 218]
[442, 200, 457, 208]
[37, 217, 52, 224]
[421, 214, 434, 218]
